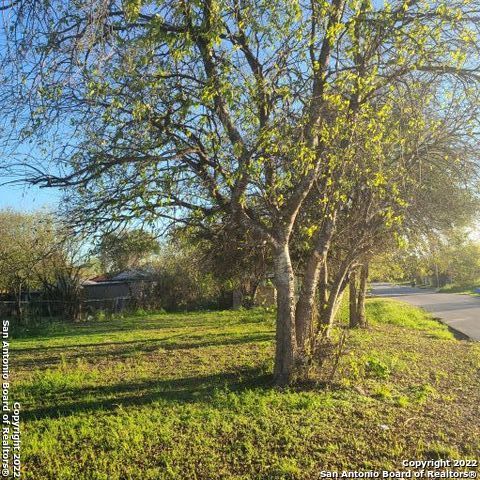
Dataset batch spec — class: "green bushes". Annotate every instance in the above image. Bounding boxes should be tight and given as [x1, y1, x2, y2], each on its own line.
[131, 246, 223, 312]
[365, 358, 391, 379]
[150, 267, 221, 311]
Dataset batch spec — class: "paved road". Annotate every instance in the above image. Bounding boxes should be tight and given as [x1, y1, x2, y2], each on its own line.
[371, 283, 480, 341]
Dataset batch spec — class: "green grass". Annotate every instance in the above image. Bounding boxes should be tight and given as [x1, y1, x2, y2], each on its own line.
[438, 283, 480, 296]
[11, 302, 480, 479]
[360, 298, 454, 339]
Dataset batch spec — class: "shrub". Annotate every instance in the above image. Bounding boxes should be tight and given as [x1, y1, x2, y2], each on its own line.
[365, 358, 391, 379]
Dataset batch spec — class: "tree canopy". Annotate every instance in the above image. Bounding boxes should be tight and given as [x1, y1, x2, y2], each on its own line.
[1, 0, 480, 383]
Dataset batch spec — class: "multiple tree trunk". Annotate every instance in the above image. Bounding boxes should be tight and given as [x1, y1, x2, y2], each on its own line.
[272, 225, 371, 385]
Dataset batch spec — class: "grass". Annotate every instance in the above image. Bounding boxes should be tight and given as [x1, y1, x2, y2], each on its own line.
[359, 298, 455, 339]
[11, 302, 480, 479]
[438, 283, 480, 296]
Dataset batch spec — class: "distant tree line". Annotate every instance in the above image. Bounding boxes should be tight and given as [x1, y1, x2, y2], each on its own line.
[0, 210, 89, 321]
[372, 230, 480, 288]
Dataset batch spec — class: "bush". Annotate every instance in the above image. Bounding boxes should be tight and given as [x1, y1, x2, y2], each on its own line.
[151, 266, 220, 311]
[130, 246, 223, 312]
[365, 358, 391, 379]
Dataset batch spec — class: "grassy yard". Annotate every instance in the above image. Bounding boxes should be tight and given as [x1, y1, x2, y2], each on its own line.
[438, 283, 480, 296]
[11, 300, 480, 479]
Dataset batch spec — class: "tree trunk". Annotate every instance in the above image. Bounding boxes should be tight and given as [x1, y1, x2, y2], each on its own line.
[318, 262, 328, 321]
[356, 263, 368, 328]
[331, 290, 346, 325]
[295, 251, 323, 353]
[318, 263, 328, 305]
[294, 217, 335, 354]
[320, 259, 352, 336]
[273, 243, 297, 386]
[349, 268, 359, 328]
[243, 280, 259, 308]
[232, 288, 243, 310]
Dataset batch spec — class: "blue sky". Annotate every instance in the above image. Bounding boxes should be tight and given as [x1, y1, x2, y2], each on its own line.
[0, 182, 60, 211]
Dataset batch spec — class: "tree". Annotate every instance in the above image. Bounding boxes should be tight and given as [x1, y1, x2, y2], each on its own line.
[348, 263, 368, 328]
[97, 229, 160, 274]
[0, 210, 56, 316]
[445, 236, 480, 286]
[3, 1, 480, 384]
[0, 210, 90, 320]
[36, 233, 93, 322]
[368, 159, 480, 288]
[401, 231, 480, 287]
[182, 218, 270, 308]
[149, 242, 222, 311]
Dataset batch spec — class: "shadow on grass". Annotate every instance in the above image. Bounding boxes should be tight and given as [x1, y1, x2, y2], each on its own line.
[12, 310, 272, 342]
[22, 367, 274, 421]
[12, 332, 274, 368]
[11, 318, 218, 342]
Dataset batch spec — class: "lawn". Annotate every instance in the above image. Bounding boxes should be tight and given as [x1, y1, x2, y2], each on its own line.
[11, 301, 480, 479]
[438, 283, 480, 296]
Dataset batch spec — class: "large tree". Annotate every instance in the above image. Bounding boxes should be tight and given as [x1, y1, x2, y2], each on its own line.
[2, 0, 480, 383]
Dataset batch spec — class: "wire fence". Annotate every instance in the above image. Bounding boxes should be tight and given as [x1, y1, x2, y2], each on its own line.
[0, 297, 134, 319]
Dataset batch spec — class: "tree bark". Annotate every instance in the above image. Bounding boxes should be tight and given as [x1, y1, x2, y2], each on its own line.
[356, 263, 368, 328]
[295, 217, 336, 353]
[295, 251, 323, 353]
[320, 259, 352, 336]
[273, 243, 297, 386]
[14, 283, 23, 320]
[232, 289, 243, 310]
[349, 268, 359, 328]
[318, 263, 328, 305]
[331, 290, 346, 326]
[318, 263, 328, 321]
[244, 280, 259, 308]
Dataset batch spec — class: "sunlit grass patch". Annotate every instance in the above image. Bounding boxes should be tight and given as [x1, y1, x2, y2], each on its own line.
[365, 298, 454, 340]
[438, 283, 480, 296]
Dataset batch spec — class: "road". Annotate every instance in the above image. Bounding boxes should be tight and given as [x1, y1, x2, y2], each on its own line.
[371, 283, 480, 341]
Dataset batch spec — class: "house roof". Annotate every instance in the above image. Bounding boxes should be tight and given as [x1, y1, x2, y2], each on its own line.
[88, 274, 111, 283]
[111, 269, 154, 281]
[86, 268, 154, 284]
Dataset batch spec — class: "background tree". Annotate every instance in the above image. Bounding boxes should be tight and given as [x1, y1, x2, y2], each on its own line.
[0, 210, 56, 316]
[400, 231, 480, 287]
[150, 242, 222, 311]
[97, 229, 160, 274]
[183, 219, 270, 308]
[36, 236, 90, 322]
[0, 210, 92, 320]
